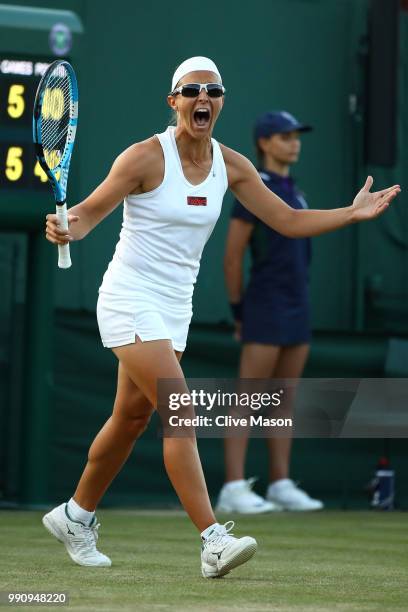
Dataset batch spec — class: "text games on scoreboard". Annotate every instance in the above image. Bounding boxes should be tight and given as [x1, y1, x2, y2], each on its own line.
[0, 58, 52, 191]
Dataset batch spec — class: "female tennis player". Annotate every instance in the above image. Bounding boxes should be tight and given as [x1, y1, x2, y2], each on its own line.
[43, 57, 400, 577]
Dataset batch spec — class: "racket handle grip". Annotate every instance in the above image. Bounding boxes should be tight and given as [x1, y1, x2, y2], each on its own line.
[56, 203, 72, 269]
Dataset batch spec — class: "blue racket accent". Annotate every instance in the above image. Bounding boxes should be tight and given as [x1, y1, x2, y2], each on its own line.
[33, 60, 79, 268]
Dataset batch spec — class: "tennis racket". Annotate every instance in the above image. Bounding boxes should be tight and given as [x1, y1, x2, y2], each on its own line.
[33, 60, 78, 269]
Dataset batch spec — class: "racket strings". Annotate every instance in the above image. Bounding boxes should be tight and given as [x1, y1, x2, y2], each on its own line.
[41, 79, 70, 142]
[40, 65, 73, 169]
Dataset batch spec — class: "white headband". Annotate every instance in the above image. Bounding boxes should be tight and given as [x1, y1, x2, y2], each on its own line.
[171, 56, 222, 92]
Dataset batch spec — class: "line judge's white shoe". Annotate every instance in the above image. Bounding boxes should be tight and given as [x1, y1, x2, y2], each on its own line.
[215, 478, 280, 514]
[201, 521, 257, 578]
[42, 503, 112, 567]
[266, 479, 324, 511]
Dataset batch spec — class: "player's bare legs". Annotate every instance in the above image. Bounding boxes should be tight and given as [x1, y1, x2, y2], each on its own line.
[44, 338, 256, 573]
[73, 363, 155, 510]
[42, 353, 164, 567]
[111, 339, 257, 577]
[113, 339, 216, 532]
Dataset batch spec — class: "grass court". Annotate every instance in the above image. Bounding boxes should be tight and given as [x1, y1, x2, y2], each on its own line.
[1, 510, 407, 611]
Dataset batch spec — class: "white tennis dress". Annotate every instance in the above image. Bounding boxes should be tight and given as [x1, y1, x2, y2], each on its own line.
[97, 126, 228, 351]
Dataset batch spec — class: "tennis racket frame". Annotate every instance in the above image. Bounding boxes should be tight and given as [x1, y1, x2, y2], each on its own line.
[33, 59, 78, 269]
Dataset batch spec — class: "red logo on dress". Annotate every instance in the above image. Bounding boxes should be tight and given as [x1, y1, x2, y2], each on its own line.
[187, 196, 207, 206]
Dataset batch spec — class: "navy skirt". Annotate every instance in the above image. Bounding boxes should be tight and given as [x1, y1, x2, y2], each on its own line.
[241, 292, 311, 346]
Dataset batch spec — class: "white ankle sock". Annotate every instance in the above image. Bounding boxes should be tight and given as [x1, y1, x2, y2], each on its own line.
[201, 522, 220, 540]
[67, 497, 95, 525]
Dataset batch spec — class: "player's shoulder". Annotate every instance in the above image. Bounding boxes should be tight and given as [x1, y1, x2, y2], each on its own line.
[112, 136, 162, 179]
[118, 136, 162, 165]
[218, 143, 256, 185]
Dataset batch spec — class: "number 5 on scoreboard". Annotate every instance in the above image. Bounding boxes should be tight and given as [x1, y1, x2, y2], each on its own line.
[33, 60, 78, 269]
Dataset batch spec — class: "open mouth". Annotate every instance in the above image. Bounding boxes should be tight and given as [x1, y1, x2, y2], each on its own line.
[193, 108, 211, 127]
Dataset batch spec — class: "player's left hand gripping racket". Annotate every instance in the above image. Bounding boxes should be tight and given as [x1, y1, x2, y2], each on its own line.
[33, 60, 78, 269]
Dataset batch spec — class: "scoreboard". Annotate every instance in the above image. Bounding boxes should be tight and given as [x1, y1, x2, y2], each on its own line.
[0, 56, 50, 191]
[0, 5, 83, 229]
[0, 5, 83, 505]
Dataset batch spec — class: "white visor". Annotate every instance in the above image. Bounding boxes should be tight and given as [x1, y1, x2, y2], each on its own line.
[171, 56, 222, 92]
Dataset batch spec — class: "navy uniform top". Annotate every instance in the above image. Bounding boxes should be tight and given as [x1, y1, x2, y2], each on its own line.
[231, 169, 311, 344]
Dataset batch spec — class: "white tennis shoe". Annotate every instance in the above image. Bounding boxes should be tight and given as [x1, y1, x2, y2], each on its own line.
[42, 503, 111, 566]
[201, 521, 257, 578]
[266, 479, 324, 511]
[215, 478, 279, 514]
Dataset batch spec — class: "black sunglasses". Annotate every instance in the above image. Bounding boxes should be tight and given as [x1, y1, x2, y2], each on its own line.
[170, 83, 226, 98]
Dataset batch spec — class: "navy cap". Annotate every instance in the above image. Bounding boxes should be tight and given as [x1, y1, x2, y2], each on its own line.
[254, 111, 312, 140]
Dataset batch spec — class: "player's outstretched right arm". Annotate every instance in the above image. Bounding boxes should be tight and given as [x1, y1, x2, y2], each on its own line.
[45, 138, 158, 245]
